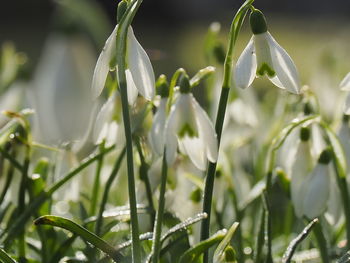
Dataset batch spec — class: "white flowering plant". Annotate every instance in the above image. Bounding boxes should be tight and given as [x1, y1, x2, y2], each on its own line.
[2, 0, 350, 263]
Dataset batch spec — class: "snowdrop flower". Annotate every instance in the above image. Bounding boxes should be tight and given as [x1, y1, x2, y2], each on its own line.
[235, 9, 301, 94]
[165, 75, 218, 170]
[301, 149, 331, 219]
[148, 75, 169, 156]
[30, 35, 95, 146]
[290, 127, 314, 218]
[93, 92, 125, 148]
[91, 25, 155, 104]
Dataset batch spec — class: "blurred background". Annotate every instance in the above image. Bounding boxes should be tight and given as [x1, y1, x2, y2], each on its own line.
[1, 0, 350, 142]
[2, 0, 350, 79]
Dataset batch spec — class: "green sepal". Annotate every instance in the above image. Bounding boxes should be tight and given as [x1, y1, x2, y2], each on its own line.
[300, 127, 310, 141]
[179, 74, 191, 94]
[156, 74, 169, 98]
[318, 148, 332, 164]
[250, 9, 268, 35]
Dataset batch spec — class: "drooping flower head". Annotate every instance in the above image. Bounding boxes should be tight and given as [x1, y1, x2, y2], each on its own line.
[148, 75, 169, 156]
[165, 74, 218, 170]
[91, 1, 155, 104]
[235, 9, 301, 94]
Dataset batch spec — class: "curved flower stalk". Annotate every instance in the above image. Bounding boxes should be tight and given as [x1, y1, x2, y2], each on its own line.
[235, 9, 301, 94]
[91, 25, 155, 104]
[165, 75, 218, 171]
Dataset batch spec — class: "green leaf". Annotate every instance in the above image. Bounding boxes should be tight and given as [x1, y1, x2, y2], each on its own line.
[179, 230, 227, 263]
[213, 222, 239, 263]
[0, 247, 17, 263]
[0, 146, 114, 246]
[34, 215, 124, 262]
[282, 218, 318, 263]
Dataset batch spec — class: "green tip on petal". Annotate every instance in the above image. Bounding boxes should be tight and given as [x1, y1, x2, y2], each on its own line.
[190, 188, 202, 203]
[250, 9, 268, 35]
[318, 148, 332, 164]
[178, 123, 197, 138]
[300, 127, 310, 141]
[257, 63, 275, 77]
[179, 74, 191, 93]
[343, 114, 350, 123]
[117, 0, 128, 23]
[156, 74, 169, 98]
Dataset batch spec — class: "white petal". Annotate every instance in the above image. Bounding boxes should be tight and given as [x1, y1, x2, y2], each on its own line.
[344, 92, 350, 115]
[340, 72, 350, 91]
[267, 32, 301, 94]
[191, 95, 218, 162]
[235, 37, 257, 89]
[254, 33, 274, 77]
[165, 100, 181, 165]
[180, 136, 207, 170]
[303, 164, 330, 219]
[92, 25, 118, 99]
[290, 140, 313, 218]
[268, 75, 285, 90]
[125, 69, 139, 105]
[149, 98, 167, 155]
[127, 27, 155, 101]
[93, 93, 116, 144]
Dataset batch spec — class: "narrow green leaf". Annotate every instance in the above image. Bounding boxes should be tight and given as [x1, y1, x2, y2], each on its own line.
[34, 215, 123, 262]
[282, 218, 318, 263]
[179, 230, 227, 263]
[213, 222, 239, 263]
[0, 248, 17, 263]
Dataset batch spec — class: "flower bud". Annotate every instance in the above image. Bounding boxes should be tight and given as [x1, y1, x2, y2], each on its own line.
[156, 74, 169, 98]
[179, 74, 191, 93]
[250, 9, 268, 35]
[300, 127, 310, 141]
[224, 246, 237, 262]
[318, 148, 332, 164]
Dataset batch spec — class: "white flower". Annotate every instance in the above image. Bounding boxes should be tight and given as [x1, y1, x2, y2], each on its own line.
[165, 93, 218, 171]
[302, 161, 330, 219]
[148, 97, 167, 156]
[91, 25, 155, 104]
[93, 92, 125, 147]
[235, 10, 301, 94]
[290, 139, 314, 218]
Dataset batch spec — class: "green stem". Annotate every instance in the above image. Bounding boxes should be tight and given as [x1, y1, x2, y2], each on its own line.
[312, 221, 329, 263]
[115, 2, 144, 261]
[135, 139, 155, 229]
[151, 153, 168, 263]
[0, 150, 15, 206]
[90, 141, 106, 217]
[95, 147, 126, 236]
[18, 147, 30, 262]
[200, 1, 253, 262]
